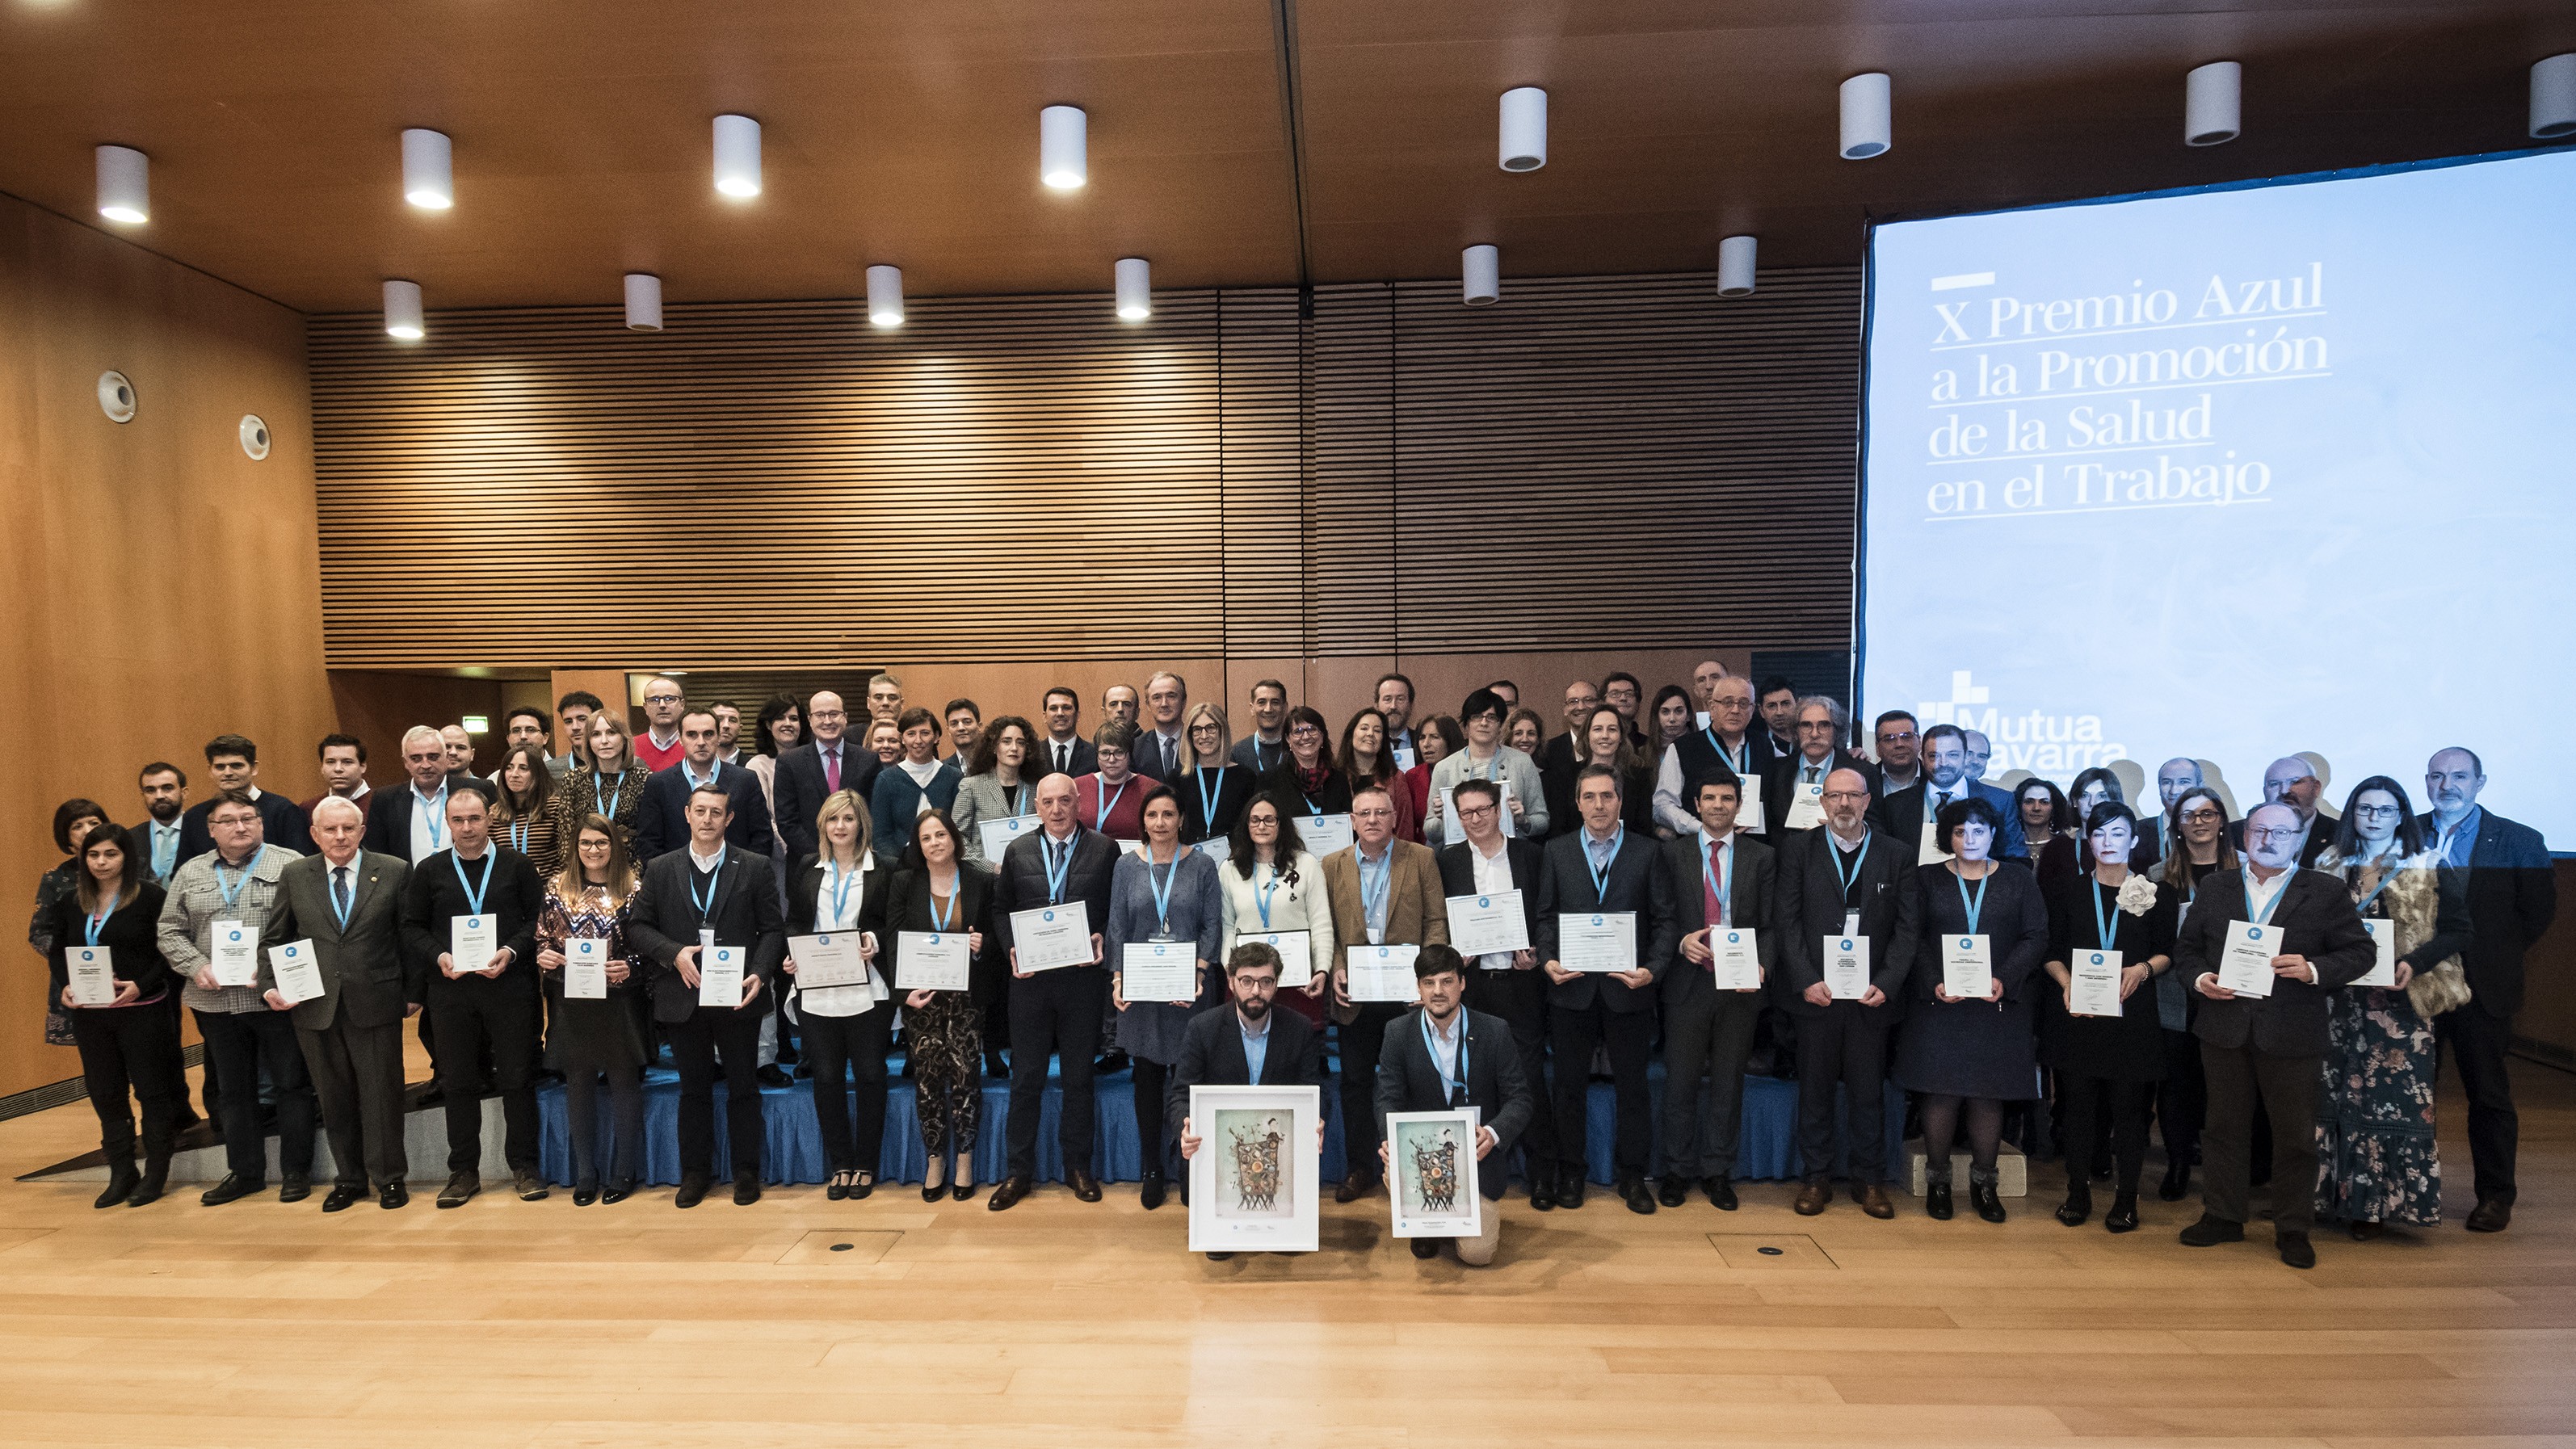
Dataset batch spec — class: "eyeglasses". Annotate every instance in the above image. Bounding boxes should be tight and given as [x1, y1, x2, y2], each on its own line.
[1288, 725, 1322, 739]
[643, 694, 683, 706]
[1351, 807, 1393, 820]
[2179, 808, 2224, 824]
[2246, 827, 2301, 844]
[1456, 804, 1497, 820]
[2351, 804, 2403, 819]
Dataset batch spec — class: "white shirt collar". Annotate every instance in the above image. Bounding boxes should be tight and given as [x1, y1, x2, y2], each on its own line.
[689, 843, 726, 873]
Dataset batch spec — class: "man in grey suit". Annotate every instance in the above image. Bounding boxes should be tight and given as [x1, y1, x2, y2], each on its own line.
[1174, 941, 1329, 1259]
[259, 796, 419, 1211]
[1655, 770, 1777, 1211]
[1374, 944, 1533, 1266]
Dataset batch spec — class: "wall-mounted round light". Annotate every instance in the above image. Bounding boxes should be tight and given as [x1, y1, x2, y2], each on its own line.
[239, 414, 272, 460]
[383, 279, 425, 340]
[98, 370, 136, 422]
[1114, 258, 1151, 321]
[867, 265, 904, 327]
[1041, 105, 1087, 190]
[1499, 87, 1547, 172]
[1462, 245, 1500, 306]
[2186, 61, 2242, 146]
[401, 128, 453, 209]
[95, 145, 149, 223]
[1838, 74, 1891, 159]
[1717, 235, 1758, 298]
[713, 114, 762, 198]
[624, 273, 664, 331]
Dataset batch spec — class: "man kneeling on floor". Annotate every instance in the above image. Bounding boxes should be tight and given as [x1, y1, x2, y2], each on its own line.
[1376, 943, 1532, 1266]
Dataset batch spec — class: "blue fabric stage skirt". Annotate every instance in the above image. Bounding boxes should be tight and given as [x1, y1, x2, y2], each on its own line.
[536, 1057, 1905, 1189]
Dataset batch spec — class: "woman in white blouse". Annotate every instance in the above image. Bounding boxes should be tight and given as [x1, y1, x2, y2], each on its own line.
[782, 789, 893, 1199]
[1213, 790, 1337, 1030]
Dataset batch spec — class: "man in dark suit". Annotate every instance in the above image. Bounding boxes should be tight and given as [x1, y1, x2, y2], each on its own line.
[2175, 801, 2378, 1269]
[1764, 697, 1876, 850]
[1037, 686, 1099, 779]
[771, 690, 869, 862]
[396, 780, 548, 1209]
[986, 772, 1120, 1211]
[1872, 724, 2024, 861]
[1321, 783, 1450, 1202]
[1536, 679, 1601, 841]
[1775, 766, 1918, 1218]
[2425, 747, 2557, 1233]
[1373, 944, 1535, 1266]
[625, 780, 788, 1208]
[636, 709, 775, 862]
[1132, 671, 1188, 781]
[1435, 779, 1556, 1207]
[1536, 764, 1679, 1214]
[175, 733, 311, 865]
[1172, 941, 1329, 1258]
[1656, 769, 1778, 1211]
[261, 796, 418, 1211]
[362, 725, 461, 866]
[296, 733, 376, 830]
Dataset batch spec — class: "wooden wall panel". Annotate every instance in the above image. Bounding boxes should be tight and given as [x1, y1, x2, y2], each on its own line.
[0, 191, 334, 1098]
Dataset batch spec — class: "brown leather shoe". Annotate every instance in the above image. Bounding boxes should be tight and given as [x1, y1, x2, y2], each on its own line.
[2465, 1198, 2511, 1233]
[1334, 1173, 1379, 1205]
[1858, 1182, 1896, 1219]
[1793, 1178, 1831, 1216]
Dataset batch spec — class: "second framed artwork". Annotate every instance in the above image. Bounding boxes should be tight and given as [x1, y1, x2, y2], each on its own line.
[1386, 1108, 1482, 1239]
[1187, 1085, 1322, 1254]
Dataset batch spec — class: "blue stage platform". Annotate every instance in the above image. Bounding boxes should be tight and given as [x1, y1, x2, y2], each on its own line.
[536, 1057, 1906, 1189]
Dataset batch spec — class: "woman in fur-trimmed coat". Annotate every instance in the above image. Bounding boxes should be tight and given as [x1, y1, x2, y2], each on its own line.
[2313, 776, 2473, 1237]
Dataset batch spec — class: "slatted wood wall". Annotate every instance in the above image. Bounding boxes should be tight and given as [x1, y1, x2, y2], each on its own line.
[308, 268, 1860, 668]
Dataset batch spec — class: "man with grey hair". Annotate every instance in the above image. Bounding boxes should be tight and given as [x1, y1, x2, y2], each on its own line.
[363, 726, 458, 867]
[2157, 757, 2205, 813]
[1763, 696, 1872, 846]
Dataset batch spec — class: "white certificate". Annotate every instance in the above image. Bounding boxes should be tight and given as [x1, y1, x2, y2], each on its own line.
[697, 943, 746, 1008]
[1195, 838, 1231, 865]
[450, 914, 499, 975]
[897, 930, 973, 991]
[1711, 926, 1761, 990]
[2355, 918, 2398, 989]
[2069, 948, 2124, 1018]
[1437, 785, 1517, 846]
[1235, 930, 1312, 989]
[565, 936, 608, 999]
[1299, 813, 1355, 856]
[1346, 943, 1418, 1002]
[2217, 920, 2280, 998]
[1011, 901, 1095, 972]
[1941, 934, 1991, 998]
[268, 939, 326, 1005]
[1557, 911, 1637, 973]
[1443, 891, 1529, 957]
[66, 947, 116, 1006]
[1781, 780, 1826, 831]
[1917, 820, 1954, 867]
[1734, 775, 1766, 833]
[1117, 838, 1146, 857]
[209, 919, 258, 987]
[1121, 941, 1196, 1002]
[790, 931, 868, 989]
[1822, 934, 1871, 999]
[977, 813, 1038, 862]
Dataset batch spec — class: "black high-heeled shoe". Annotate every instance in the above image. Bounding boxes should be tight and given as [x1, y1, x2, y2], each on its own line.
[850, 1173, 874, 1200]
[1973, 1181, 2007, 1224]
[2056, 1185, 2092, 1227]
[1926, 1180, 1954, 1220]
[2104, 1191, 2140, 1233]
[2158, 1159, 2191, 1202]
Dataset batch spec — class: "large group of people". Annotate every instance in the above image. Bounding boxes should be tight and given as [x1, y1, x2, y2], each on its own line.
[30, 664, 2555, 1270]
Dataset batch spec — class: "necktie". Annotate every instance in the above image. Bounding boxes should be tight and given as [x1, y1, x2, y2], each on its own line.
[1057, 743, 1070, 773]
[1804, 764, 1819, 783]
[823, 746, 840, 794]
[333, 866, 352, 918]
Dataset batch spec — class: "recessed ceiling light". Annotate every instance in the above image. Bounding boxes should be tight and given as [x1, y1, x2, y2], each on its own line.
[1839, 74, 1891, 160]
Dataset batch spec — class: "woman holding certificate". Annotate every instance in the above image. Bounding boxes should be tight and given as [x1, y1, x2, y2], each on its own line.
[47, 824, 180, 1208]
[886, 809, 997, 1201]
[558, 714, 652, 854]
[1107, 786, 1224, 1208]
[954, 714, 1039, 871]
[1175, 703, 1254, 846]
[785, 790, 895, 1199]
[1261, 707, 1351, 851]
[533, 815, 649, 1205]
[1217, 792, 1335, 1027]
[2037, 803, 2178, 1233]
[1893, 795, 2049, 1224]
[2312, 777, 2471, 1239]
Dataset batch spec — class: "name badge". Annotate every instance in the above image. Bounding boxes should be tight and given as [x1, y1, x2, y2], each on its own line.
[210, 920, 258, 987]
[1841, 909, 1862, 937]
[565, 937, 609, 999]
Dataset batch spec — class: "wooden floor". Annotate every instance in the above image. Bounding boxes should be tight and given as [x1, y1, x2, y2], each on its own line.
[2, 1059, 2570, 1449]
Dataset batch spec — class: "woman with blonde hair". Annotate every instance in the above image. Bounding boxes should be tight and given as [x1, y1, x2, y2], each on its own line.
[533, 813, 649, 1204]
[1175, 702, 1254, 848]
[785, 788, 894, 1199]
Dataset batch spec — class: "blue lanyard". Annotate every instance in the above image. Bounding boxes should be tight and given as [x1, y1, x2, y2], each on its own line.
[1954, 865, 1989, 935]
[1011, 783, 1032, 818]
[85, 901, 113, 947]
[1584, 826, 1624, 900]
[1146, 848, 1180, 934]
[2091, 876, 2116, 949]
[1827, 834, 1868, 898]
[214, 846, 267, 910]
[823, 861, 857, 926]
[1301, 790, 1326, 818]
[930, 872, 958, 932]
[2243, 867, 2288, 925]
[419, 786, 448, 850]
[1094, 778, 1129, 832]
[2350, 856, 2402, 916]
[1254, 862, 1283, 929]
[1195, 766, 1227, 835]
[508, 818, 530, 855]
[1044, 834, 1074, 904]
[593, 771, 623, 819]
[1703, 728, 1746, 775]
[690, 854, 725, 918]
[1701, 837, 1730, 928]
[452, 851, 493, 916]
[1359, 849, 1393, 922]
[1249, 738, 1273, 773]
[1422, 1009, 1469, 1102]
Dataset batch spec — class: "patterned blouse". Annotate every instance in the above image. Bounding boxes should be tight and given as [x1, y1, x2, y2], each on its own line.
[535, 881, 638, 982]
[555, 763, 653, 858]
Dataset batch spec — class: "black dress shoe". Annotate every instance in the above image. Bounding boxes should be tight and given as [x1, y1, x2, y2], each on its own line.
[200, 1174, 263, 1207]
[756, 1065, 792, 1089]
[378, 1181, 408, 1210]
[95, 1166, 140, 1211]
[1334, 1174, 1379, 1205]
[321, 1184, 364, 1212]
[851, 1173, 874, 1200]
[674, 1173, 711, 1209]
[2277, 1229, 2316, 1269]
[1410, 1238, 1440, 1259]
[600, 1183, 629, 1206]
[1068, 1168, 1102, 1203]
[1094, 1050, 1130, 1076]
[1972, 1181, 2007, 1224]
[279, 1174, 312, 1203]
[2158, 1160, 2191, 1202]
[733, 1176, 761, 1205]
[1140, 1171, 1167, 1211]
[2179, 1213, 2244, 1247]
[573, 1185, 599, 1207]
[1528, 1164, 1554, 1212]
[2057, 1186, 2092, 1227]
[1704, 1177, 1738, 1211]
[1656, 1178, 1688, 1209]
[1620, 1177, 1656, 1215]
[826, 1176, 849, 1202]
[987, 1174, 1032, 1212]
[2104, 1192, 2140, 1233]
[2466, 1197, 2512, 1233]
[1557, 1176, 1586, 1210]
[1926, 1181, 1954, 1220]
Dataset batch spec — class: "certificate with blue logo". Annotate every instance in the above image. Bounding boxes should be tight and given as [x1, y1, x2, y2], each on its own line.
[1711, 927, 1760, 990]
[1443, 891, 1528, 956]
[1558, 912, 1637, 973]
[2219, 919, 2278, 997]
[1011, 901, 1095, 972]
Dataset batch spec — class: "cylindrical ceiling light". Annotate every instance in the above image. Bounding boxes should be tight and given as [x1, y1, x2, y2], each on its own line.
[1717, 235, 1758, 298]
[1114, 257, 1152, 320]
[382, 279, 425, 340]
[1838, 73, 1891, 159]
[624, 273, 663, 331]
[1499, 86, 1547, 172]
[1461, 245, 1500, 306]
[95, 145, 149, 224]
[867, 264, 904, 326]
[2533, 53, 2576, 139]
[1040, 105, 1087, 190]
[712, 113, 762, 198]
[2185, 61, 2242, 146]
[401, 128, 452, 209]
